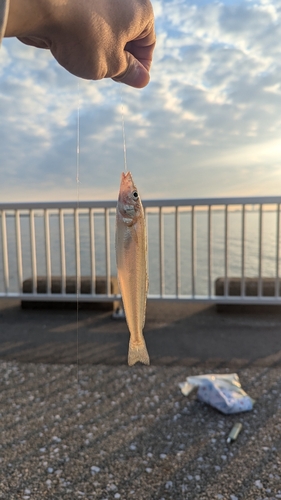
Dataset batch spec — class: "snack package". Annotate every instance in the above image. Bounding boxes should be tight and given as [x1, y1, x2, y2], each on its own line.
[179, 373, 254, 414]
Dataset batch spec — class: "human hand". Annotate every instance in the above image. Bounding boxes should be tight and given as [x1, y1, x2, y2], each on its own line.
[5, 0, 156, 88]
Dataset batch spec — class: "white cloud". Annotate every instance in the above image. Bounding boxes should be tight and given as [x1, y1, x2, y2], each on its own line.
[0, 0, 281, 202]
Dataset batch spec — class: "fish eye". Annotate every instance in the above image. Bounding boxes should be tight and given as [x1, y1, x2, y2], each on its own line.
[132, 191, 139, 199]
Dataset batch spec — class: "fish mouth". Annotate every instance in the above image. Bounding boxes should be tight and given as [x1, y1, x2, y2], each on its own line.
[120, 171, 134, 191]
[121, 171, 133, 181]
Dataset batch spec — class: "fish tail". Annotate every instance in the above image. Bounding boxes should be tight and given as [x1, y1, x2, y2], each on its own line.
[128, 339, 150, 366]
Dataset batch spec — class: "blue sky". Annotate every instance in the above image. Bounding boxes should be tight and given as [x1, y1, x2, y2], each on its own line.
[0, 0, 281, 202]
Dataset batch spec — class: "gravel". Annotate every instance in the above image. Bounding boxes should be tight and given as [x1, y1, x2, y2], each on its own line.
[0, 361, 281, 499]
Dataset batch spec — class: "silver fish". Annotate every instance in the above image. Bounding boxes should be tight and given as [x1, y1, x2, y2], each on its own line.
[115, 171, 150, 366]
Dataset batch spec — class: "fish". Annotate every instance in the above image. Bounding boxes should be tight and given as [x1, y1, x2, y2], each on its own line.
[115, 171, 150, 366]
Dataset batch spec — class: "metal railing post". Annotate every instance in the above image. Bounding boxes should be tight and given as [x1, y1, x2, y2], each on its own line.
[105, 208, 111, 295]
[241, 204, 246, 298]
[74, 208, 81, 295]
[15, 210, 23, 293]
[89, 208, 96, 295]
[29, 209, 37, 294]
[258, 204, 263, 297]
[224, 205, 228, 297]
[159, 207, 164, 297]
[275, 203, 280, 297]
[191, 206, 196, 298]
[1, 210, 9, 294]
[175, 207, 180, 297]
[59, 209, 66, 294]
[44, 209, 52, 294]
[208, 206, 212, 298]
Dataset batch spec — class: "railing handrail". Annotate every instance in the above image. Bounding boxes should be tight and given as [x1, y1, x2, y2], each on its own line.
[0, 195, 281, 211]
[0, 195, 280, 305]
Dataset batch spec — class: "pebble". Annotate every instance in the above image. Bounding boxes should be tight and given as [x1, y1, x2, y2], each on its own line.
[165, 481, 173, 489]
[255, 480, 263, 489]
[52, 436, 61, 443]
[91, 466, 100, 474]
[108, 484, 117, 491]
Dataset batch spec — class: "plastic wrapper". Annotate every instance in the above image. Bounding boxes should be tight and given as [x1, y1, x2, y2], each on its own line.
[179, 373, 254, 414]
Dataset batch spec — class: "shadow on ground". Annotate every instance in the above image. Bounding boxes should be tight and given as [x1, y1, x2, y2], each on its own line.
[1, 299, 281, 368]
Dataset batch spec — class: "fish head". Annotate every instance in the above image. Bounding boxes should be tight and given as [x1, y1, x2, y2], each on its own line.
[117, 171, 142, 221]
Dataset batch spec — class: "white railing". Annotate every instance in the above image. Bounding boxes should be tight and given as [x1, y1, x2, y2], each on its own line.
[0, 196, 280, 304]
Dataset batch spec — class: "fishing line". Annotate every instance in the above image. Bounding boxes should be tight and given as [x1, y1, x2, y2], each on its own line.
[76, 81, 80, 386]
[120, 87, 128, 172]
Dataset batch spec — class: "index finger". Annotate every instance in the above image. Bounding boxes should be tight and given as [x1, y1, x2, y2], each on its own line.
[125, 28, 156, 72]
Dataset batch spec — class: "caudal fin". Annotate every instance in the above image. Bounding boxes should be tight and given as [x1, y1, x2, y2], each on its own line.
[128, 340, 150, 366]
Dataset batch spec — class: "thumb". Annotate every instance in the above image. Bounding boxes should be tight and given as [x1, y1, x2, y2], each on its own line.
[112, 52, 150, 89]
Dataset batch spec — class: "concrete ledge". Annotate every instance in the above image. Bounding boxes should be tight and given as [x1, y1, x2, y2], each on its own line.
[21, 276, 119, 310]
[215, 277, 280, 297]
[215, 277, 281, 313]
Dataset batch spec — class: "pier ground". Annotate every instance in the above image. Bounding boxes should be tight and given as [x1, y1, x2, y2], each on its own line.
[0, 299, 281, 499]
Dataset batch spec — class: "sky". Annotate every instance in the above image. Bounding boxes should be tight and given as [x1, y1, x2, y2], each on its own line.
[0, 0, 281, 202]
